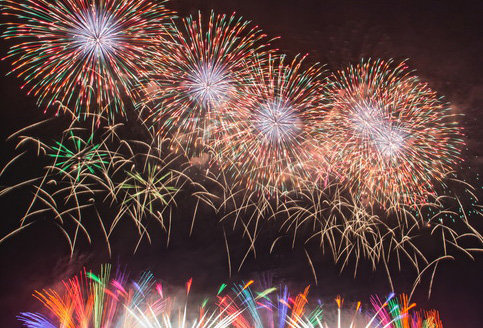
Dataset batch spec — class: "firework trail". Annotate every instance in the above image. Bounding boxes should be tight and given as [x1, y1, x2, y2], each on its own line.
[1, 116, 478, 294]
[319, 59, 464, 210]
[17, 266, 444, 328]
[2, 0, 175, 119]
[0, 116, 205, 254]
[273, 178, 482, 296]
[111, 134, 214, 251]
[140, 11, 273, 157]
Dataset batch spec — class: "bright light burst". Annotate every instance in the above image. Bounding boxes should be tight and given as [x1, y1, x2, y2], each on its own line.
[320, 59, 465, 209]
[141, 11, 273, 156]
[255, 100, 303, 144]
[17, 265, 242, 328]
[214, 54, 326, 193]
[17, 266, 444, 328]
[2, 0, 174, 119]
[185, 62, 233, 107]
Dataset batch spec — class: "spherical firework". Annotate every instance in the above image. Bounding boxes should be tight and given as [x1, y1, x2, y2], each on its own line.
[117, 161, 180, 229]
[140, 11, 273, 156]
[320, 59, 464, 209]
[2, 0, 175, 119]
[214, 54, 326, 194]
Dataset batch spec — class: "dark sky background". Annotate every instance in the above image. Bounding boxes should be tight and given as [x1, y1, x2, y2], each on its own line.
[0, 0, 482, 327]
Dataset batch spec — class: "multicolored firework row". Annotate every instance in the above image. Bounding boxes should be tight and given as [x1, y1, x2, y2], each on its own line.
[2, 0, 174, 119]
[18, 265, 443, 328]
[1, 0, 467, 208]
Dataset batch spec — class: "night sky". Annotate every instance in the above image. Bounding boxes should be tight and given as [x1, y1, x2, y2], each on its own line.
[0, 0, 482, 327]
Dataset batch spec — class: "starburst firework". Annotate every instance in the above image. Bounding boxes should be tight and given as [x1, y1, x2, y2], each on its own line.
[214, 54, 326, 194]
[2, 0, 175, 119]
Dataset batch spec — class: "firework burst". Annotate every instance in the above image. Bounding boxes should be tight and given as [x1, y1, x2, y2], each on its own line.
[213, 54, 326, 194]
[48, 130, 109, 181]
[140, 11, 273, 156]
[0, 115, 221, 254]
[2, 0, 174, 119]
[320, 59, 464, 209]
[114, 146, 183, 249]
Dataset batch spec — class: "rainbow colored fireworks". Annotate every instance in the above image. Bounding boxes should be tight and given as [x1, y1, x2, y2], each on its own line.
[18, 265, 444, 328]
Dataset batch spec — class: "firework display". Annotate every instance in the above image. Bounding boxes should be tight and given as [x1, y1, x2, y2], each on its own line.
[320, 59, 465, 209]
[18, 265, 443, 328]
[140, 11, 273, 156]
[2, 0, 174, 119]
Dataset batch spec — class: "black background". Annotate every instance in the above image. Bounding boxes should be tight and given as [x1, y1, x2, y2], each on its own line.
[0, 0, 482, 327]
